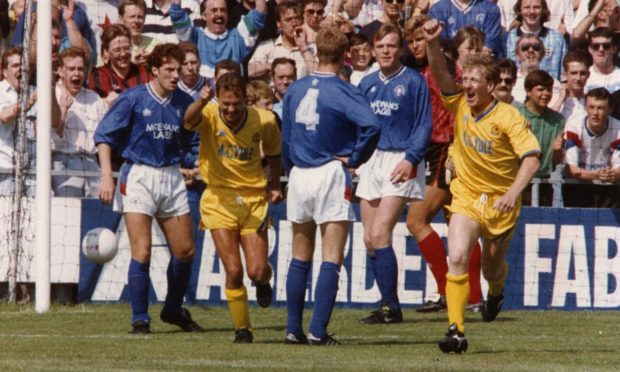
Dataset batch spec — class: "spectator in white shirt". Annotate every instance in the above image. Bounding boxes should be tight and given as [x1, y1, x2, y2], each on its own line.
[584, 27, 620, 93]
[248, 1, 316, 81]
[555, 50, 590, 120]
[54, 47, 108, 197]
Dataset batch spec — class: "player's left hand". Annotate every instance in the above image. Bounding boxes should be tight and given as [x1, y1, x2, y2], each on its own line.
[493, 193, 517, 213]
[390, 160, 415, 184]
[269, 189, 283, 204]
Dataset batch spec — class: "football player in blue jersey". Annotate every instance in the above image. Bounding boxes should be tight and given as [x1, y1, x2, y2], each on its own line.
[356, 24, 432, 324]
[282, 26, 381, 346]
[94, 43, 204, 335]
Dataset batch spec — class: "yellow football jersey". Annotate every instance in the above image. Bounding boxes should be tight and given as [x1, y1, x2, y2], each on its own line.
[192, 102, 281, 192]
[441, 93, 541, 195]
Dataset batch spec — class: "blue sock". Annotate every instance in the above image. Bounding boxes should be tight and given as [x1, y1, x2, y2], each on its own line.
[162, 256, 192, 315]
[286, 258, 311, 337]
[128, 259, 151, 323]
[375, 247, 400, 309]
[367, 253, 379, 298]
[309, 262, 340, 338]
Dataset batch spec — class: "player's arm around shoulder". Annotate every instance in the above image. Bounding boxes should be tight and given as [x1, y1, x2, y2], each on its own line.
[184, 84, 214, 130]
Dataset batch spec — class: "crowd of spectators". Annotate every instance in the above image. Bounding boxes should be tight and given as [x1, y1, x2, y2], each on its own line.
[0, 0, 619, 207]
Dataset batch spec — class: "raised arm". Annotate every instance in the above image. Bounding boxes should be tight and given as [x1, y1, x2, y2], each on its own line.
[422, 19, 457, 95]
[571, 0, 605, 41]
[184, 84, 213, 129]
[255, 0, 266, 14]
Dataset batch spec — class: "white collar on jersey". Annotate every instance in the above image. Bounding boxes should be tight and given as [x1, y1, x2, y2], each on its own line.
[379, 65, 405, 83]
[147, 81, 173, 105]
[203, 28, 229, 40]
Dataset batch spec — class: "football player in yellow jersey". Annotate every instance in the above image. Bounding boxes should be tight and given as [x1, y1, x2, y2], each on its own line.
[184, 72, 283, 344]
[423, 19, 541, 354]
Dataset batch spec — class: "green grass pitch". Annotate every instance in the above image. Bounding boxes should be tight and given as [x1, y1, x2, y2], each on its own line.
[0, 304, 616, 371]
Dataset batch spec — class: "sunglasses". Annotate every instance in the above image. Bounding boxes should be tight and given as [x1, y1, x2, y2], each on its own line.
[520, 43, 542, 52]
[385, 0, 405, 4]
[590, 42, 612, 51]
[305, 9, 325, 16]
[500, 77, 514, 85]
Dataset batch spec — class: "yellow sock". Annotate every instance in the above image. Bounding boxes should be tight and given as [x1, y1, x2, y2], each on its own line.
[488, 262, 508, 297]
[446, 273, 469, 333]
[225, 286, 252, 331]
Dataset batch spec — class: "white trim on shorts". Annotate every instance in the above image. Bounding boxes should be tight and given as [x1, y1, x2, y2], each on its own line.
[113, 163, 190, 218]
[286, 160, 355, 225]
[355, 149, 425, 201]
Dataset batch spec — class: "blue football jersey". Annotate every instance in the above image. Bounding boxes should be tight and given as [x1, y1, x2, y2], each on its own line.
[94, 83, 195, 167]
[282, 71, 380, 172]
[429, 0, 504, 58]
[359, 66, 432, 165]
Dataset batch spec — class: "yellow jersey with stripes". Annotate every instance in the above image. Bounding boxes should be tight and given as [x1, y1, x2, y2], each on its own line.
[441, 93, 541, 195]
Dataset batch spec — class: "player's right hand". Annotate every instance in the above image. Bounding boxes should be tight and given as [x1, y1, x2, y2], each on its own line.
[199, 84, 214, 103]
[334, 155, 350, 166]
[422, 19, 444, 42]
[99, 174, 115, 205]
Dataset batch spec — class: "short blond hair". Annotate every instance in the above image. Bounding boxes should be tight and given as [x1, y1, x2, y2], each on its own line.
[461, 54, 500, 85]
[316, 26, 349, 64]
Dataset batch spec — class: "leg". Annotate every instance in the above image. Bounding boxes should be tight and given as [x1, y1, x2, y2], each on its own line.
[308, 221, 349, 344]
[240, 229, 271, 284]
[124, 213, 153, 328]
[286, 221, 316, 341]
[211, 229, 253, 337]
[156, 214, 203, 332]
[240, 229, 273, 308]
[445, 214, 481, 332]
[467, 243, 482, 307]
[360, 199, 379, 293]
[362, 196, 407, 320]
[480, 236, 511, 322]
[438, 213, 480, 353]
[407, 185, 451, 309]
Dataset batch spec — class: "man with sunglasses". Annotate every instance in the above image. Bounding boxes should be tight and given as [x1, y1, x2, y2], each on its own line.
[302, 0, 326, 44]
[513, 34, 561, 108]
[584, 27, 620, 94]
[360, 0, 404, 41]
[494, 58, 519, 107]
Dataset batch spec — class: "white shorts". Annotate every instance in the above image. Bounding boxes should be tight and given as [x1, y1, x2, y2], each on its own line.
[287, 160, 355, 224]
[355, 150, 425, 201]
[114, 163, 190, 218]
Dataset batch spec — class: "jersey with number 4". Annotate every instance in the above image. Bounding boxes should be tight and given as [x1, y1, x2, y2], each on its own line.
[282, 71, 380, 172]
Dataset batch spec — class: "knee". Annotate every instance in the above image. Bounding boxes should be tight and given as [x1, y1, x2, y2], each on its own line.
[363, 232, 374, 252]
[246, 263, 268, 282]
[406, 214, 425, 239]
[174, 244, 195, 261]
[225, 265, 244, 286]
[132, 251, 151, 263]
[131, 244, 151, 263]
[448, 251, 469, 273]
[367, 226, 390, 249]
